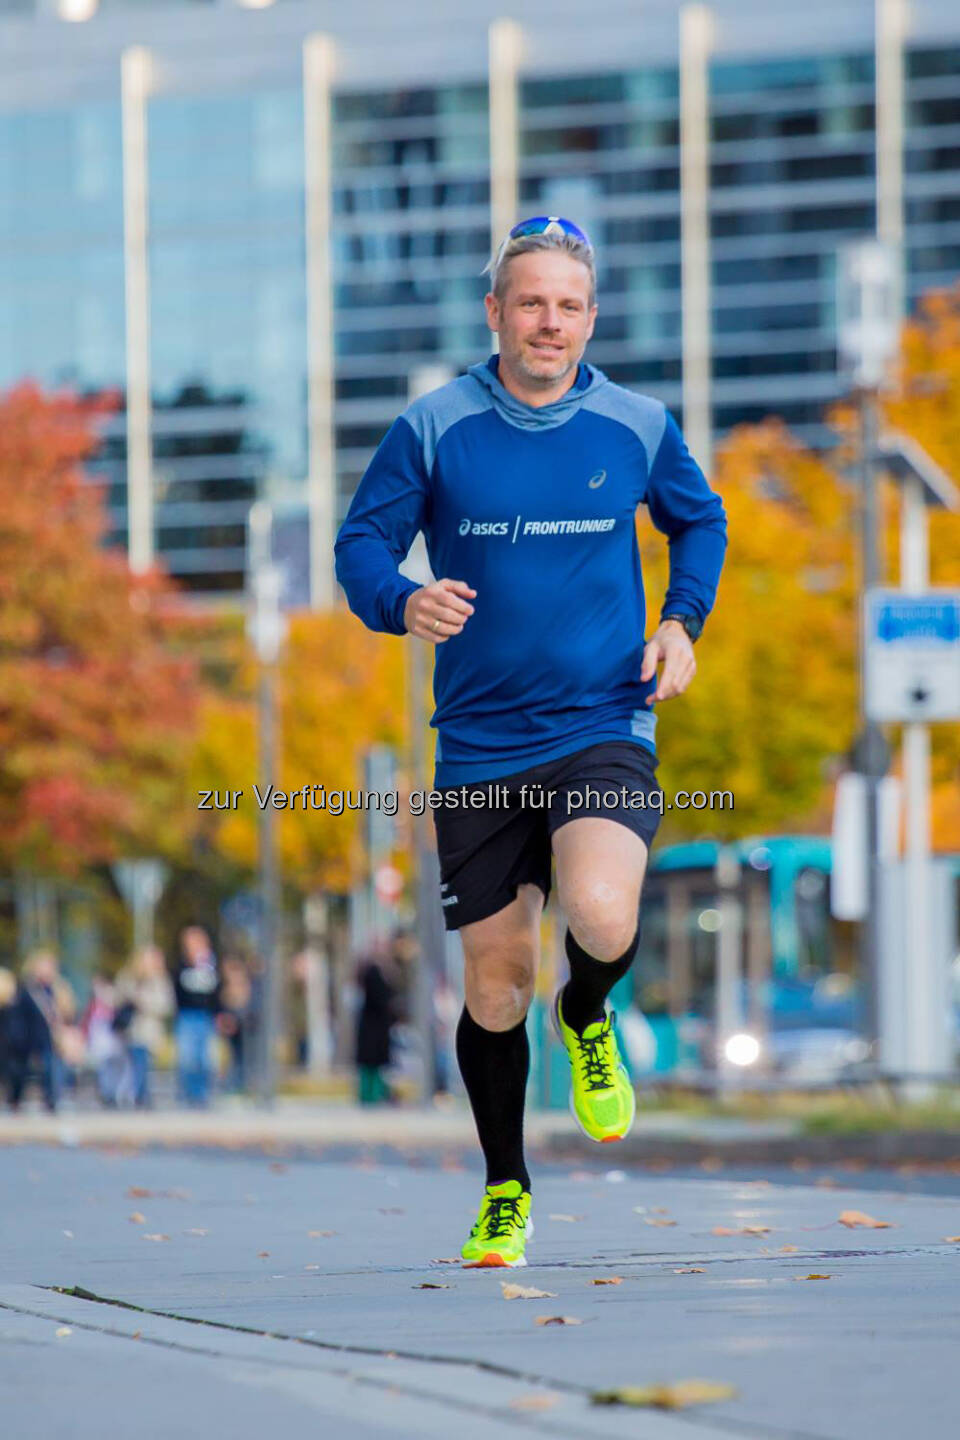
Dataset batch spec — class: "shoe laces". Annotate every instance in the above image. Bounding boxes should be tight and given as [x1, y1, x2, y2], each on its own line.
[576, 1018, 616, 1092]
[484, 1194, 525, 1240]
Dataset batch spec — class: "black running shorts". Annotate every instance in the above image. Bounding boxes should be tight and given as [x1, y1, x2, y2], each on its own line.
[432, 741, 663, 931]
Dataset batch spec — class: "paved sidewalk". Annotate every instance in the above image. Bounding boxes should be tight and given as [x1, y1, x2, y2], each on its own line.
[2, 1143, 959, 1438]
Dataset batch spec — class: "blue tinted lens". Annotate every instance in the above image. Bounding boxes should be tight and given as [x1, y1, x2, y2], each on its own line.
[508, 215, 592, 248]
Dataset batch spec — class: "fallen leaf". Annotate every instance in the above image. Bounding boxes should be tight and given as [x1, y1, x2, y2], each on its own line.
[592, 1380, 737, 1410]
[535, 1315, 582, 1326]
[127, 1187, 153, 1199]
[794, 1274, 832, 1281]
[943, 1236, 960, 1243]
[143, 1234, 170, 1243]
[548, 1213, 584, 1223]
[779, 1245, 800, 1254]
[591, 1276, 623, 1286]
[712, 1225, 770, 1236]
[430, 1257, 460, 1265]
[55, 1327, 72, 1338]
[414, 1282, 450, 1290]
[651, 1207, 670, 1214]
[501, 1282, 558, 1300]
[129, 1212, 146, 1225]
[304, 1264, 320, 1271]
[838, 1210, 892, 1229]
[257, 1251, 270, 1258]
[645, 1218, 677, 1227]
[510, 1395, 557, 1412]
[712, 1226, 737, 1236]
[674, 1267, 705, 1274]
[308, 1230, 336, 1238]
[132, 1330, 141, 1340]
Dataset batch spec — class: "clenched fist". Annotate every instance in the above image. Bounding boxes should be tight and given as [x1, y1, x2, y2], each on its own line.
[404, 578, 477, 644]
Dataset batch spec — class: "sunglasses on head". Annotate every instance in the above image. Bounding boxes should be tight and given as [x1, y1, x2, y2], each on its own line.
[506, 215, 593, 249]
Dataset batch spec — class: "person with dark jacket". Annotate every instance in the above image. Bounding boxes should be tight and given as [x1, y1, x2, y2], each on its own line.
[355, 952, 395, 1105]
[173, 925, 221, 1106]
[4, 952, 60, 1111]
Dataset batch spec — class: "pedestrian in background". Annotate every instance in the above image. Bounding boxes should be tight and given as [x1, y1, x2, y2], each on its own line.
[0, 968, 16, 1102]
[115, 945, 175, 1108]
[173, 925, 221, 1107]
[5, 950, 62, 1111]
[217, 955, 253, 1093]
[80, 972, 124, 1106]
[355, 947, 396, 1105]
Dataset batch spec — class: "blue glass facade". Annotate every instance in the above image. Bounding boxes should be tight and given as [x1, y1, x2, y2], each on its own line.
[1, 4, 959, 596]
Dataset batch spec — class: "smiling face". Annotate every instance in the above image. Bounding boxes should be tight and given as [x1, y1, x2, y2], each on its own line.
[485, 249, 597, 403]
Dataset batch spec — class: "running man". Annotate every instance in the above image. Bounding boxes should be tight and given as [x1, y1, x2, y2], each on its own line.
[335, 217, 727, 1267]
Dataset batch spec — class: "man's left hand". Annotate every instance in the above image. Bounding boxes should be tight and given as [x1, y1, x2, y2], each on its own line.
[640, 621, 697, 705]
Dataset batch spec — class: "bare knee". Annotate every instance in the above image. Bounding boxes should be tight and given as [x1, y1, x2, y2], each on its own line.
[563, 875, 638, 961]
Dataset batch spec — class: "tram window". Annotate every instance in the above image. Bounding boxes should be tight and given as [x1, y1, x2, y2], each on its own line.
[634, 890, 668, 1014]
[795, 866, 834, 980]
[689, 889, 720, 1016]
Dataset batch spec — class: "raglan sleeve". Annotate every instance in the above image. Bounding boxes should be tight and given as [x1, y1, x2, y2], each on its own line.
[334, 414, 430, 636]
[644, 411, 728, 625]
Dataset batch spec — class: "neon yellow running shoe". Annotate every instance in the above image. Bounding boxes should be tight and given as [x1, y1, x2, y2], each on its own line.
[461, 1180, 533, 1268]
[552, 990, 636, 1144]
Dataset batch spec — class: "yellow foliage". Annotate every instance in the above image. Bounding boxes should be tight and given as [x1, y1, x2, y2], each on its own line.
[189, 610, 407, 890]
[639, 420, 858, 839]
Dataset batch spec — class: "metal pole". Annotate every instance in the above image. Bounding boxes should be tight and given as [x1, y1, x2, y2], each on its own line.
[303, 34, 336, 610]
[120, 47, 153, 574]
[876, 0, 907, 320]
[900, 475, 934, 1097]
[858, 393, 886, 1055]
[488, 20, 522, 254]
[404, 366, 452, 1104]
[679, 4, 714, 476]
[247, 503, 286, 1105]
[714, 846, 743, 1093]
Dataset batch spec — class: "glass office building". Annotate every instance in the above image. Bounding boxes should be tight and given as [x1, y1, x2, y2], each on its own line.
[1, 0, 959, 596]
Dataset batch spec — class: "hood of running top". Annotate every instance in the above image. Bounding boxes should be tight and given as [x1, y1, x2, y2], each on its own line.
[466, 354, 610, 432]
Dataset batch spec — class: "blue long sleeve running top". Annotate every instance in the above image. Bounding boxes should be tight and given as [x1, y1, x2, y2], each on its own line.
[335, 356, 727, 787]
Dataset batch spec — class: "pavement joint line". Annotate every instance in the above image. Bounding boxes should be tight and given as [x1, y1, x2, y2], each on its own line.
[28, 1286, 839, 1440]
[0, 1297, 622, 1440]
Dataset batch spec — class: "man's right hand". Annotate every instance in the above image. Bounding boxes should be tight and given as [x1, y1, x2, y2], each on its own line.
[404, 578, 477, 644]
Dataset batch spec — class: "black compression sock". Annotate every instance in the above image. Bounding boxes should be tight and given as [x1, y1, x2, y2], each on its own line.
[456, 1006, 531, 1192]
[560, 927, 639, 1035]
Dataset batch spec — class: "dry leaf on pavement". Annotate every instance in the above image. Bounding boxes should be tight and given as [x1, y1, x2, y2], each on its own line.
[591, 1380, 737, 1410]
[535, 1315, 582, 1326]
[712, 1225, 770, 1236]
[645, 1218, 678, 1227]
[257, 1251, 270, 1257]
[55, 1327, 72, 1338]
[838, 1211, 892, 1229]
[128, 1212, 146, 1225]
[794, 1274, 832, 1281]
[501, 1282, 557, 1300]
[127, 1187, 153, 1199]
[674, 1267, 705, 1274]
[591, 1277, 623, 1286]
[430, 1257, 460, 1265]
[510, 1395, 557, 1412]
[143, 1234, 170, 1243]
[414, 1282, 450, 1290]
[943, 1236, 960, 1243]
[779, 1245, 800, 1253]
[308, 1230, 336, 1238]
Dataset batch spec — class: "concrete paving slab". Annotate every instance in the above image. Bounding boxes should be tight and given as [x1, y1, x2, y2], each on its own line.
[2, 1145, 959, 1439]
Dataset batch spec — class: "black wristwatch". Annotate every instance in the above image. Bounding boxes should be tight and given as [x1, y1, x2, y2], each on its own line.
[660, 612, 703, 643]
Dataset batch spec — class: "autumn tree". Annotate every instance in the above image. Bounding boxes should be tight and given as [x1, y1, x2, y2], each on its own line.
[0, 385, 201, 876]
[639, 421, 858, 841]
[188, 610, 407, 893]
